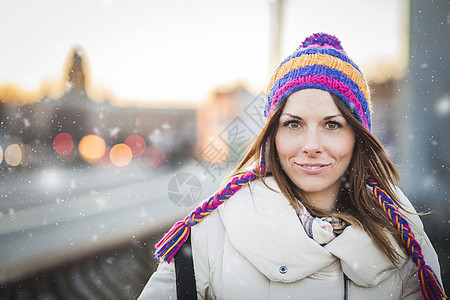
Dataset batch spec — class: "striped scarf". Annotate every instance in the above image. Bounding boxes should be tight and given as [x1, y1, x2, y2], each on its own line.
[296, 199, 348, 245]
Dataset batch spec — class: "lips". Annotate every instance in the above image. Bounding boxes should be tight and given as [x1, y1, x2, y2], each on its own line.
[295, 163, 331, 175]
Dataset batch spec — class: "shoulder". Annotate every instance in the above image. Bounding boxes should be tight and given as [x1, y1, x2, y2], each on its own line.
[388, 186, 443, 286]
[392, 186, 416, 211]
[189, 176, 284, 296]
[192, 176, 282, 236]
[191, 175, 289, 261]
[369, 184, 423, 231]
[221, 176, 286, 208]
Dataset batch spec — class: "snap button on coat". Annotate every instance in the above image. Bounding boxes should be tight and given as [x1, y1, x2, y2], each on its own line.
[279, 266, 287, 274]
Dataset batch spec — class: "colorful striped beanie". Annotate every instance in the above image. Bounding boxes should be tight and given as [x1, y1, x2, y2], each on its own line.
[264, 32, 371, 131]
[155, 33, 446, 300]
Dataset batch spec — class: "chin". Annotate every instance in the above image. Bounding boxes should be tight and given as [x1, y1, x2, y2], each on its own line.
[291, 176, 340, 195]
[297, 185, 329, 194]
[292, 180, 326, 193]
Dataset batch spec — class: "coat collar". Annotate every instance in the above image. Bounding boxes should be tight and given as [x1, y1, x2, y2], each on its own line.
[218, 177, 407, 286]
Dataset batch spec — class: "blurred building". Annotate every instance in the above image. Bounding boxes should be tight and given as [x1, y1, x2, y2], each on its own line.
[0, 48, 197, 169]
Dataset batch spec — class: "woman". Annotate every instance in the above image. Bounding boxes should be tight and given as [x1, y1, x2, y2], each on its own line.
[139, 33, 446, 299]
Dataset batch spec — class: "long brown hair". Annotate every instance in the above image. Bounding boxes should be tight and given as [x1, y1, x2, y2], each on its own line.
[228, 92, 408, 263]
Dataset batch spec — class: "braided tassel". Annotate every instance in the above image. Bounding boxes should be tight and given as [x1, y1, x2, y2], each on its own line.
[367, 179, 447, 300]
[155, 168, 262, 263]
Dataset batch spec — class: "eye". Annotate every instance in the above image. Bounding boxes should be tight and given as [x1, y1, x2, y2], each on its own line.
[325, 121, 342, 130]
[283, 120, 301, 129]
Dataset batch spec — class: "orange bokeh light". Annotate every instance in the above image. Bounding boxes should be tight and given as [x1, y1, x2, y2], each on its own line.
[53, 133, 74, 155]
[109, 143, 132, 167]
[124, 135, 146, 157]
[78, 135, 106, 163]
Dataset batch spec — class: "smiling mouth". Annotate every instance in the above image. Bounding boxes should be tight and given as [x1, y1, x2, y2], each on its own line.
[299, 164, 330, 169]
[296, 163, 331, 174]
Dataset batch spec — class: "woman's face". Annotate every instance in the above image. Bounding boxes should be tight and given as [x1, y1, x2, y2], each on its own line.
[275, 89, 355, 208]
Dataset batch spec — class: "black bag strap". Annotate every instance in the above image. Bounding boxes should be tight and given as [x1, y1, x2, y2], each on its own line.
[174, 235, 198, 300]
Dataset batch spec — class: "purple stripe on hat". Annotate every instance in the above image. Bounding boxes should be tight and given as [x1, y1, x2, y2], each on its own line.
[267, 75, 370, 130]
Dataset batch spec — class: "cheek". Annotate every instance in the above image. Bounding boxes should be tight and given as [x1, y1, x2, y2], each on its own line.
[275, 131, 295, 161]
[335, 135, 355, 162]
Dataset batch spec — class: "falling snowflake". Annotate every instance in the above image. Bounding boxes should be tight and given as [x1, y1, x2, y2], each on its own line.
[96, 197, 106, 208]
[93, 127, 101, 135]
[139, 207, 148, 218]
[109, 127, 120, 137]
[70, 179, 77, 189]
[435, 96, 450, 116]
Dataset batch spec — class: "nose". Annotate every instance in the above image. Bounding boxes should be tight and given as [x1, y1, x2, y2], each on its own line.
[302, 129, 322, 157]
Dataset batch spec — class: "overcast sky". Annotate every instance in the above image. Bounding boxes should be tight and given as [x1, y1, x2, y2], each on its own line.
[0, 0, 406, 105]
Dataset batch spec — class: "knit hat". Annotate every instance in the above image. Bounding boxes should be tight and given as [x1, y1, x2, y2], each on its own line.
[264, 33, 371, 131]
[154, 33, 446, 300]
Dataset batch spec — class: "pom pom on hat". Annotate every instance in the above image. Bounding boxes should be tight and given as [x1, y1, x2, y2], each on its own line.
[300, 32, 344, 51]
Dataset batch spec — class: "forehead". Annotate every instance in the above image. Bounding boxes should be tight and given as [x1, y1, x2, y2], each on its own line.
[282, 89, 339, 115]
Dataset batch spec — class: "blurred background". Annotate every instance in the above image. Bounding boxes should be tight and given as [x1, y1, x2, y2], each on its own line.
[0, 0, 448, 298]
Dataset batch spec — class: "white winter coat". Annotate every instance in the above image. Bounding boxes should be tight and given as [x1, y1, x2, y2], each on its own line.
[139, 177, 442, 300]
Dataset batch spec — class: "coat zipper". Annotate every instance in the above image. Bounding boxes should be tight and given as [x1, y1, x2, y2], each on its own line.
[343, 274, 349, 300]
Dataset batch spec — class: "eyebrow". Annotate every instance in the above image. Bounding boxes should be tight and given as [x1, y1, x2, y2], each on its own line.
[280, 113, 344, 120]
[280, 113, 302, 120]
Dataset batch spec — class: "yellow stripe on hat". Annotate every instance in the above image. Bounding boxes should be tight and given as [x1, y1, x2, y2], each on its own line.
[267, 53, 370, 104]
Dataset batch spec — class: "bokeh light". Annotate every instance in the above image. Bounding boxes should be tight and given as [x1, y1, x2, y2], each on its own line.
[124, 135, 146, 157]
[5, 144, 22, 166]
[0, 146, 3, 164]
[40, 169, 63, 191]
[78, 135, 106, 163]
[53, 133, 74, 155]
[144, 146, 166, 168]
[20, 144, 33, 166]
[109, 143, 132, 167]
